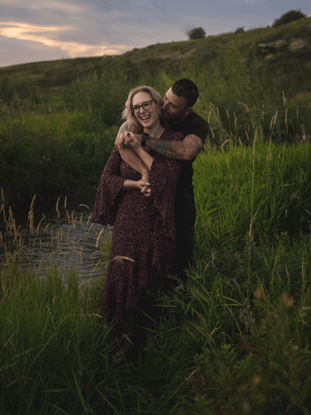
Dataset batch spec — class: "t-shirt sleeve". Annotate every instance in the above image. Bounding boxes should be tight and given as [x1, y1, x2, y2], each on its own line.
[90, 146, 126, 226]
[190, 118, 209, 144]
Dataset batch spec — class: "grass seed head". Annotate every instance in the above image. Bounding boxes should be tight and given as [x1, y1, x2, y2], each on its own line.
[254, 286, 263, 300]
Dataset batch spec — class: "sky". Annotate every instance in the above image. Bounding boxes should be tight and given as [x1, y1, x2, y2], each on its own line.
[0, 0, 310, 68]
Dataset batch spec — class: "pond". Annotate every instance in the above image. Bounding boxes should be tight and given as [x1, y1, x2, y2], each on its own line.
[0, 191, 111, 283]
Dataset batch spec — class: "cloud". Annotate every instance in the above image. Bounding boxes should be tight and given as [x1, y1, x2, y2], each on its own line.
[0, 22, 131, 57]
[0, 0, 85, 14]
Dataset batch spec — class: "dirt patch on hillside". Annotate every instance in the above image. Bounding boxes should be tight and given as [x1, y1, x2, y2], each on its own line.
[289, 38, 309, 50]
[157, 46, 198, 59]
[258, 40, 287, 50]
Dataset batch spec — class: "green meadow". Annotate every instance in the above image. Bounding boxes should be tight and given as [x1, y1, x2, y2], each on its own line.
[1, 16, 311, 414]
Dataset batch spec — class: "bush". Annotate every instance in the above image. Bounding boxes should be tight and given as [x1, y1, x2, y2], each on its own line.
[272, 9, 307, 28]
[187, 27, 206, 40]
[234, 27, 245, 34]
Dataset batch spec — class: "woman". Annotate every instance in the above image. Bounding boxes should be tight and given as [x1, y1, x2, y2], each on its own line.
[90, 86, 184, 363]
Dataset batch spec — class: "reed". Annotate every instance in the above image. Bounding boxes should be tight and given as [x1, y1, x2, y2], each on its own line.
[193, 139, 311, 252]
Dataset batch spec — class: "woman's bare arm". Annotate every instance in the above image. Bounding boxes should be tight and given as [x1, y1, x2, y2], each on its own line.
[116, 122, 148, 176]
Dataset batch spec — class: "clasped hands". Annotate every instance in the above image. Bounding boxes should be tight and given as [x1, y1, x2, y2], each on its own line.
[117, 131, 142, 150]
[117, 131, 151, 198]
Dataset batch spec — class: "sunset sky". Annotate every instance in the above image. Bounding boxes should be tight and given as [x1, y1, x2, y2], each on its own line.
[0, 0, 310, 68]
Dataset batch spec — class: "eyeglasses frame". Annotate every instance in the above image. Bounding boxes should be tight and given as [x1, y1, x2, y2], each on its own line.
[131, 99, 155, 114]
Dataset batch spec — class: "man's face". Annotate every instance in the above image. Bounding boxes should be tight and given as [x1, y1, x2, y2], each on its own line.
[161, 87, 190, 122]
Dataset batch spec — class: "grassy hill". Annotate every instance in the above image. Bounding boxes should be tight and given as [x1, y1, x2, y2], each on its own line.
[1, 16, 311, 97]
[0, 17, 311, 211]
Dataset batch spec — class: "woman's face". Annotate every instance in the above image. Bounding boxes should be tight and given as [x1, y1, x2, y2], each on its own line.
[132, 91, 159, 129]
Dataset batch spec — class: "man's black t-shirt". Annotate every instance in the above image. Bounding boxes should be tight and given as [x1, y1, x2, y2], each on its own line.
[167, 111, 209, 199]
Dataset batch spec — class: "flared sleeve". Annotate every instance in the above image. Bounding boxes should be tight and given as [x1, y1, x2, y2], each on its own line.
[148, 130, 184, 277]
[90, 146, 125, 226]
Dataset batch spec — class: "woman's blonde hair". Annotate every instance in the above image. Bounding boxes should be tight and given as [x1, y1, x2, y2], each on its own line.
[121, 86, 165, 133]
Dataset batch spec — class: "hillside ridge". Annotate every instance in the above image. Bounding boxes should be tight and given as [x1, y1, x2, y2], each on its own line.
[0, 16, 310, 90]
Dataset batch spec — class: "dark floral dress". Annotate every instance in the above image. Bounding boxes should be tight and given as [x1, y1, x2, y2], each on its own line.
[90, 129, 184, 325]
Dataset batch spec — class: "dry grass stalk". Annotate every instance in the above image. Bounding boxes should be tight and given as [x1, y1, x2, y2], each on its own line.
[28, 195, 36, 235]
[56, 197, 60, 219]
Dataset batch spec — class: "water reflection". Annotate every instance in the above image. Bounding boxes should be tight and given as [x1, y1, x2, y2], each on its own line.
[0, 194, 111, 282]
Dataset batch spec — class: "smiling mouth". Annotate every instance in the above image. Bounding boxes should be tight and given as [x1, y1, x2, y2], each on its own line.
[141, 115, 151, 121]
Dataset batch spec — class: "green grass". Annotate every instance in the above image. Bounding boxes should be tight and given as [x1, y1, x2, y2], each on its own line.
[1, 137, 311, 414]
[1, 18, 311, 412]
[193, 140, 311, 249]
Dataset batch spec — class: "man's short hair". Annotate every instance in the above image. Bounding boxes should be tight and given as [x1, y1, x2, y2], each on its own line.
[171, 78, 199, 108]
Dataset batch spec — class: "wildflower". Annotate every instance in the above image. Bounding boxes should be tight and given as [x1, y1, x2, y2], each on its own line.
[281, 292, 295, 308]
[253, 375, 260, 385]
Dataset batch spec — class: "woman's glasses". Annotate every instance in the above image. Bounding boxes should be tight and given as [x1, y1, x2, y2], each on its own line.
[132, 100, 154, 114]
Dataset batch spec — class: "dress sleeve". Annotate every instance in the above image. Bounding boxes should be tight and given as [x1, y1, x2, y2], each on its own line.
[90, 146, 126, 226]
[149, 131, 184, 243]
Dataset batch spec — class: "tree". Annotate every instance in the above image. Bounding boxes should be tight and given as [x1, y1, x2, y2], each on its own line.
[272, 9, 307, 28]
[187, 27, 206, 40]
[234, 27, 245, 34]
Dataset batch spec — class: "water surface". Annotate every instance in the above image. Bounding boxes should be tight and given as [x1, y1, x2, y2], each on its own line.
[0, 192, 111, 282]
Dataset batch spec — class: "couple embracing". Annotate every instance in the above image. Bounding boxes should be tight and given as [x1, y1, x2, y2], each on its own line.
[91, 79, 209, 363]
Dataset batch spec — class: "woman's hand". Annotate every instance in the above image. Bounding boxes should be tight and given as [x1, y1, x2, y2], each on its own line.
[136, 180, 151, 197]
[141, 171, 151, 197]
[121, 132, 142, 151]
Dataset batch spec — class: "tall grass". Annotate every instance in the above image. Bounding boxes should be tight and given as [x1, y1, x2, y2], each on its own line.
[1, 130, 311, 414]
[0, 193, 201, 414]
[193, 140, 311, 250]
[0, 101, 118, 210]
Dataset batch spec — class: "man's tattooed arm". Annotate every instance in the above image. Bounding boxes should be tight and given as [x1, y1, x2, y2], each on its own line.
[146, 134, 204, 161]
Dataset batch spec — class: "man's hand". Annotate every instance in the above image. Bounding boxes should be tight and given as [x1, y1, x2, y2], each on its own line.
[117, 131, 142, 149]
[115, 122, 139, 149]
[120, 132, 142, 151]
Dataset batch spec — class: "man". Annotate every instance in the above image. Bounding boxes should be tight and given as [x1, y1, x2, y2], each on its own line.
[115, 78, 209, 282]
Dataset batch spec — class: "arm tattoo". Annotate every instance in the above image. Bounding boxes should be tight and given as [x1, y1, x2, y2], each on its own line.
[146, 134, 203, 160]
[119, 122, 137, 134]
[147, 138, 184, 160]
[186, 134, 204, 159]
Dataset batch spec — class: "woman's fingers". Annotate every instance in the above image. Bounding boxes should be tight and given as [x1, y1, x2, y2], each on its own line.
[141, 183, 151, 196]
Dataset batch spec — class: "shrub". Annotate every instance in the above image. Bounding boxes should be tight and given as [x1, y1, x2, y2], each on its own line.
[234, 27, 245, 34]
[187, 27, 206, 40]
[272, 9, 307, 28]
